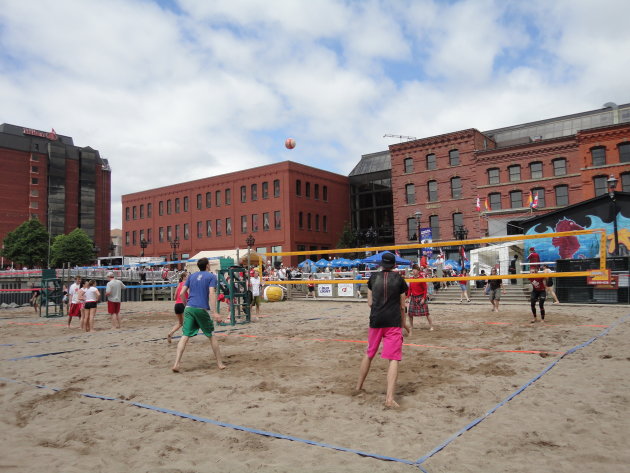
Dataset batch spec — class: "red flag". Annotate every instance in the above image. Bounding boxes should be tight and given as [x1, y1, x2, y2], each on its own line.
[459, 245, 468, 262]
[532, 193, 539, 209]
[475, 197, 481, 212]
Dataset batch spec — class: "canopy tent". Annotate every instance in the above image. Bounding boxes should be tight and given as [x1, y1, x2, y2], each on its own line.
[362, 251, 411, 266]
[297, 259, 315, 268]
[239, 250, 263, 266]
[314, 258, 330, 268]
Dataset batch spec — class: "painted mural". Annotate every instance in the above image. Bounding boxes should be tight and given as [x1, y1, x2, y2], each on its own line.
[522, 194, 630, 262]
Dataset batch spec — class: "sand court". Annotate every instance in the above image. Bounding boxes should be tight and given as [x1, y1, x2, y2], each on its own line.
[1, 300, 629, 472]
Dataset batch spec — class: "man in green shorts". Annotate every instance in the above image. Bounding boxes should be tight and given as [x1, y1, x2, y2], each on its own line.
[171, 257, 225, 372]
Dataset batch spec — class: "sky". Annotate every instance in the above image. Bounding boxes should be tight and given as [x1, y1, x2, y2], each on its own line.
[1, 0, 629, 230]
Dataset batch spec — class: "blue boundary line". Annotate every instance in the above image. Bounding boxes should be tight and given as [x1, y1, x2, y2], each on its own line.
[414, 313, 630, 467]
[0, 376, 419, 468]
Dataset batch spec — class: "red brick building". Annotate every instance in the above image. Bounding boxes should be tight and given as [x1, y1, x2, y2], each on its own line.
[122, 161, 349, 266]
[389, 105, 630, 253]
[0, 124, 111, 259]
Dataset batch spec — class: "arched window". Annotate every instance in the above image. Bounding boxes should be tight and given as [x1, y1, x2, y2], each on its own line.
[428, 180, 438, 202]
[487, 168, 500, 185]
[404, 157, 414, 173]
[296, 180, 301, 196]
[554, 185, 569, 206]
[450, 177, 461, 199]
[552, 158, 567, 176]
[405, 183, 415, 204]
[591, 146, 606, 166]
[509, 190, 523, 208]
[529, 162, 543, 179]
[426, 154, 436, 170]
[449, 149, 460, 166]
[618, 142, 630, 163]
[488, 192, 501, 210]
[508, 165, 521, 182]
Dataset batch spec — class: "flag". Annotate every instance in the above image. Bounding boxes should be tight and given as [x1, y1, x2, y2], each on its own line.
[527, 191, 534, 208]
[532, 193, 539, 209]
[459, 245, 468, 262]
[484, 198, 490, 212]
[475, 197, 481, 212]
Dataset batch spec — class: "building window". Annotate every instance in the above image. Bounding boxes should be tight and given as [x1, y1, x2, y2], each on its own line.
[299, 211, 303, 229]
[147, 203, 152, 217]
[225, 188, 231, 205]
[274, 179, 280, 197]
[449, 149, 459, 166]
[132, 206, 138, 220]
[489, 192, 502, 210]
[159, 201, 164, 216]
[296, 180, 301, 196]
[404, 157, 414, 173]
[314, 184, 319, 200]
[405, 184, 415, 204]
[31, 178, 38, 185]
[323, 215, 328, 232]
[591, 146, 606, 166]
[241, 186, 247, 203]
[125, 207, 130, 221]
[553, 158, 567, 176]
[594, 175, 608, 196]
[241, 215, 247, 233]
[530, 162, 543, 179]
[263, 212, 270, 231]
[206, 220, 212, 237]
[147, 228, 152, 243]
[532, 188, 546, 207]
[216, 219, 222, 236]
[619, 142, 630, 163]
[426, 153, 436, 170]
[184, 223, 190, 240]
[307, 213, 312, 230]
[407, 218, 416, 241]
[197, 221, 203, 238]
[452, 213, 463, 234]
[197, 194, 202, 210]
[323, 185, 328, 201]
[510, 190, 523, 208]
[30, 189, 38, 197]
[167, 199, 172, 215]
[555, 185, 569, 206]
[429, 215, 440, 240]
[29, 201, 38, 209]
[251, 184, 257, 201]
[262, 181, 269, 199]
[252, 214, 259, 232]
[175, 198, 180, 213]
[305, 182, 311, 198]
[125, 232, 130, 245]
[315, 214, 320, 231]
[226, 218, 232, 235]
[622, 173, 630, 192]
[488, 168, 500, 185]
[215, 190, 221, 207]
[274, 211, 281, 229]
[451, 177, 462, 199]
[132, 231, 137, 246]
[508, 165, 521, 182]
[140, 204, 144, 218]
[159, 227, 164, 243]
[31, 166, 39, 173]
[175, 225, 180, 240]
[428, 180, 438, 202]
[206, 192, 212, 208]
[167, 226, 172, 241]
[183, 196, 189, 212]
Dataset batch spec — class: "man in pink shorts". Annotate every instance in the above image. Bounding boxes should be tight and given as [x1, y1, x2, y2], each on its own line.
[355, 252, 409, 407]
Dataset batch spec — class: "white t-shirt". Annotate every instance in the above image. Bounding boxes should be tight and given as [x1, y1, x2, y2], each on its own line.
[69, 282, 81, 304]
[250, 277, 261, 296]
[84, 286, 99, 302]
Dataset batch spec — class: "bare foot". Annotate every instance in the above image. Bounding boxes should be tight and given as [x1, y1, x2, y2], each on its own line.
[530, 319, 537, 324]
[384, 399, 400, 408]
[217, 363, 226, 370]
[351, 388, 366, 396]
[171, 365, 180, 373]
[167, 334, 172, 344]
[429, 327, 434, 331]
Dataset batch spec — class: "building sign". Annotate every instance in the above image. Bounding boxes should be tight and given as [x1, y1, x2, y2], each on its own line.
[317, 284, 333, 297]
[23, 128, 57, 141]
[420, 227, 433, 256]
[338, 283, 354, 297]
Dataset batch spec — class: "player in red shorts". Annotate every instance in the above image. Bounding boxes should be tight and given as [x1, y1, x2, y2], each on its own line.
[105, 272, 126, 329]
[67, 276, 82, 327]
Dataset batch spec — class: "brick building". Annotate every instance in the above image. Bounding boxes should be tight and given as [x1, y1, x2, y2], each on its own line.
[387, 103, 630, 259]
[0, 124, 111, 258]
[121, 161, 349, 266]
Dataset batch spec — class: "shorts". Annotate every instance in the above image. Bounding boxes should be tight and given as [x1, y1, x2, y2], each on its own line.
[182, 307, 215, 337]
[251, 295, 261, 308]
[69, 303, 81, 317]
[107, 301, 121, 314]
[366, 327, 403, 361]
[408, 295, 429, 317]
[174, 302, 185, 315]
[459, 284, 467, 291]
[489, 288, 501, 301]
[84, 301, 97, 310]
[308, 286, 315, 292]
[531, 290, 547, 303]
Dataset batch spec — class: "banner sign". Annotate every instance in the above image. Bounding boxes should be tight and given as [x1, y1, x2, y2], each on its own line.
[317, 284, 332, 297]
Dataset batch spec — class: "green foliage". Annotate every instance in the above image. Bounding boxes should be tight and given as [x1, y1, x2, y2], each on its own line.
[50, 228, 95, 267]
[335, 222, 360, 258]
[1, 219, 50, 268]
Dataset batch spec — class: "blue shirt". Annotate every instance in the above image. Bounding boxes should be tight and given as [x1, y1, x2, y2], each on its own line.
[185, 271, 218, 309]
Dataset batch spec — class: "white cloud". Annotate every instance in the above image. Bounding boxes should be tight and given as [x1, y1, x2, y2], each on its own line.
[1, 0, 629, 230]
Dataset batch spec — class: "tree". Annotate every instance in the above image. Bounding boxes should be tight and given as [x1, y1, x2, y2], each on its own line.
[335, 222, 359, 258]
[50, 228, 95, 267]
[1, 219, 50, 268]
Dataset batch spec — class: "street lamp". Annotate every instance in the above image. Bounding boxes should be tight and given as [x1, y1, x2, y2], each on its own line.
[607, 175, 619, 256]
[454, 225, 468, 241]
[414, 211, 422, 263]
[140, 238, 148, 258]
[169, 238, 180, 268]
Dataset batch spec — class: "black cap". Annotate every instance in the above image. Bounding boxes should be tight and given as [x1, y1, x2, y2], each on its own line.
[381, 252, 396, 270]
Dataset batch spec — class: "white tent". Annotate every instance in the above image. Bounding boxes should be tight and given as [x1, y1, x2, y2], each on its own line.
[186, 249, 247, 273]
[469, 241, 524, 279]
